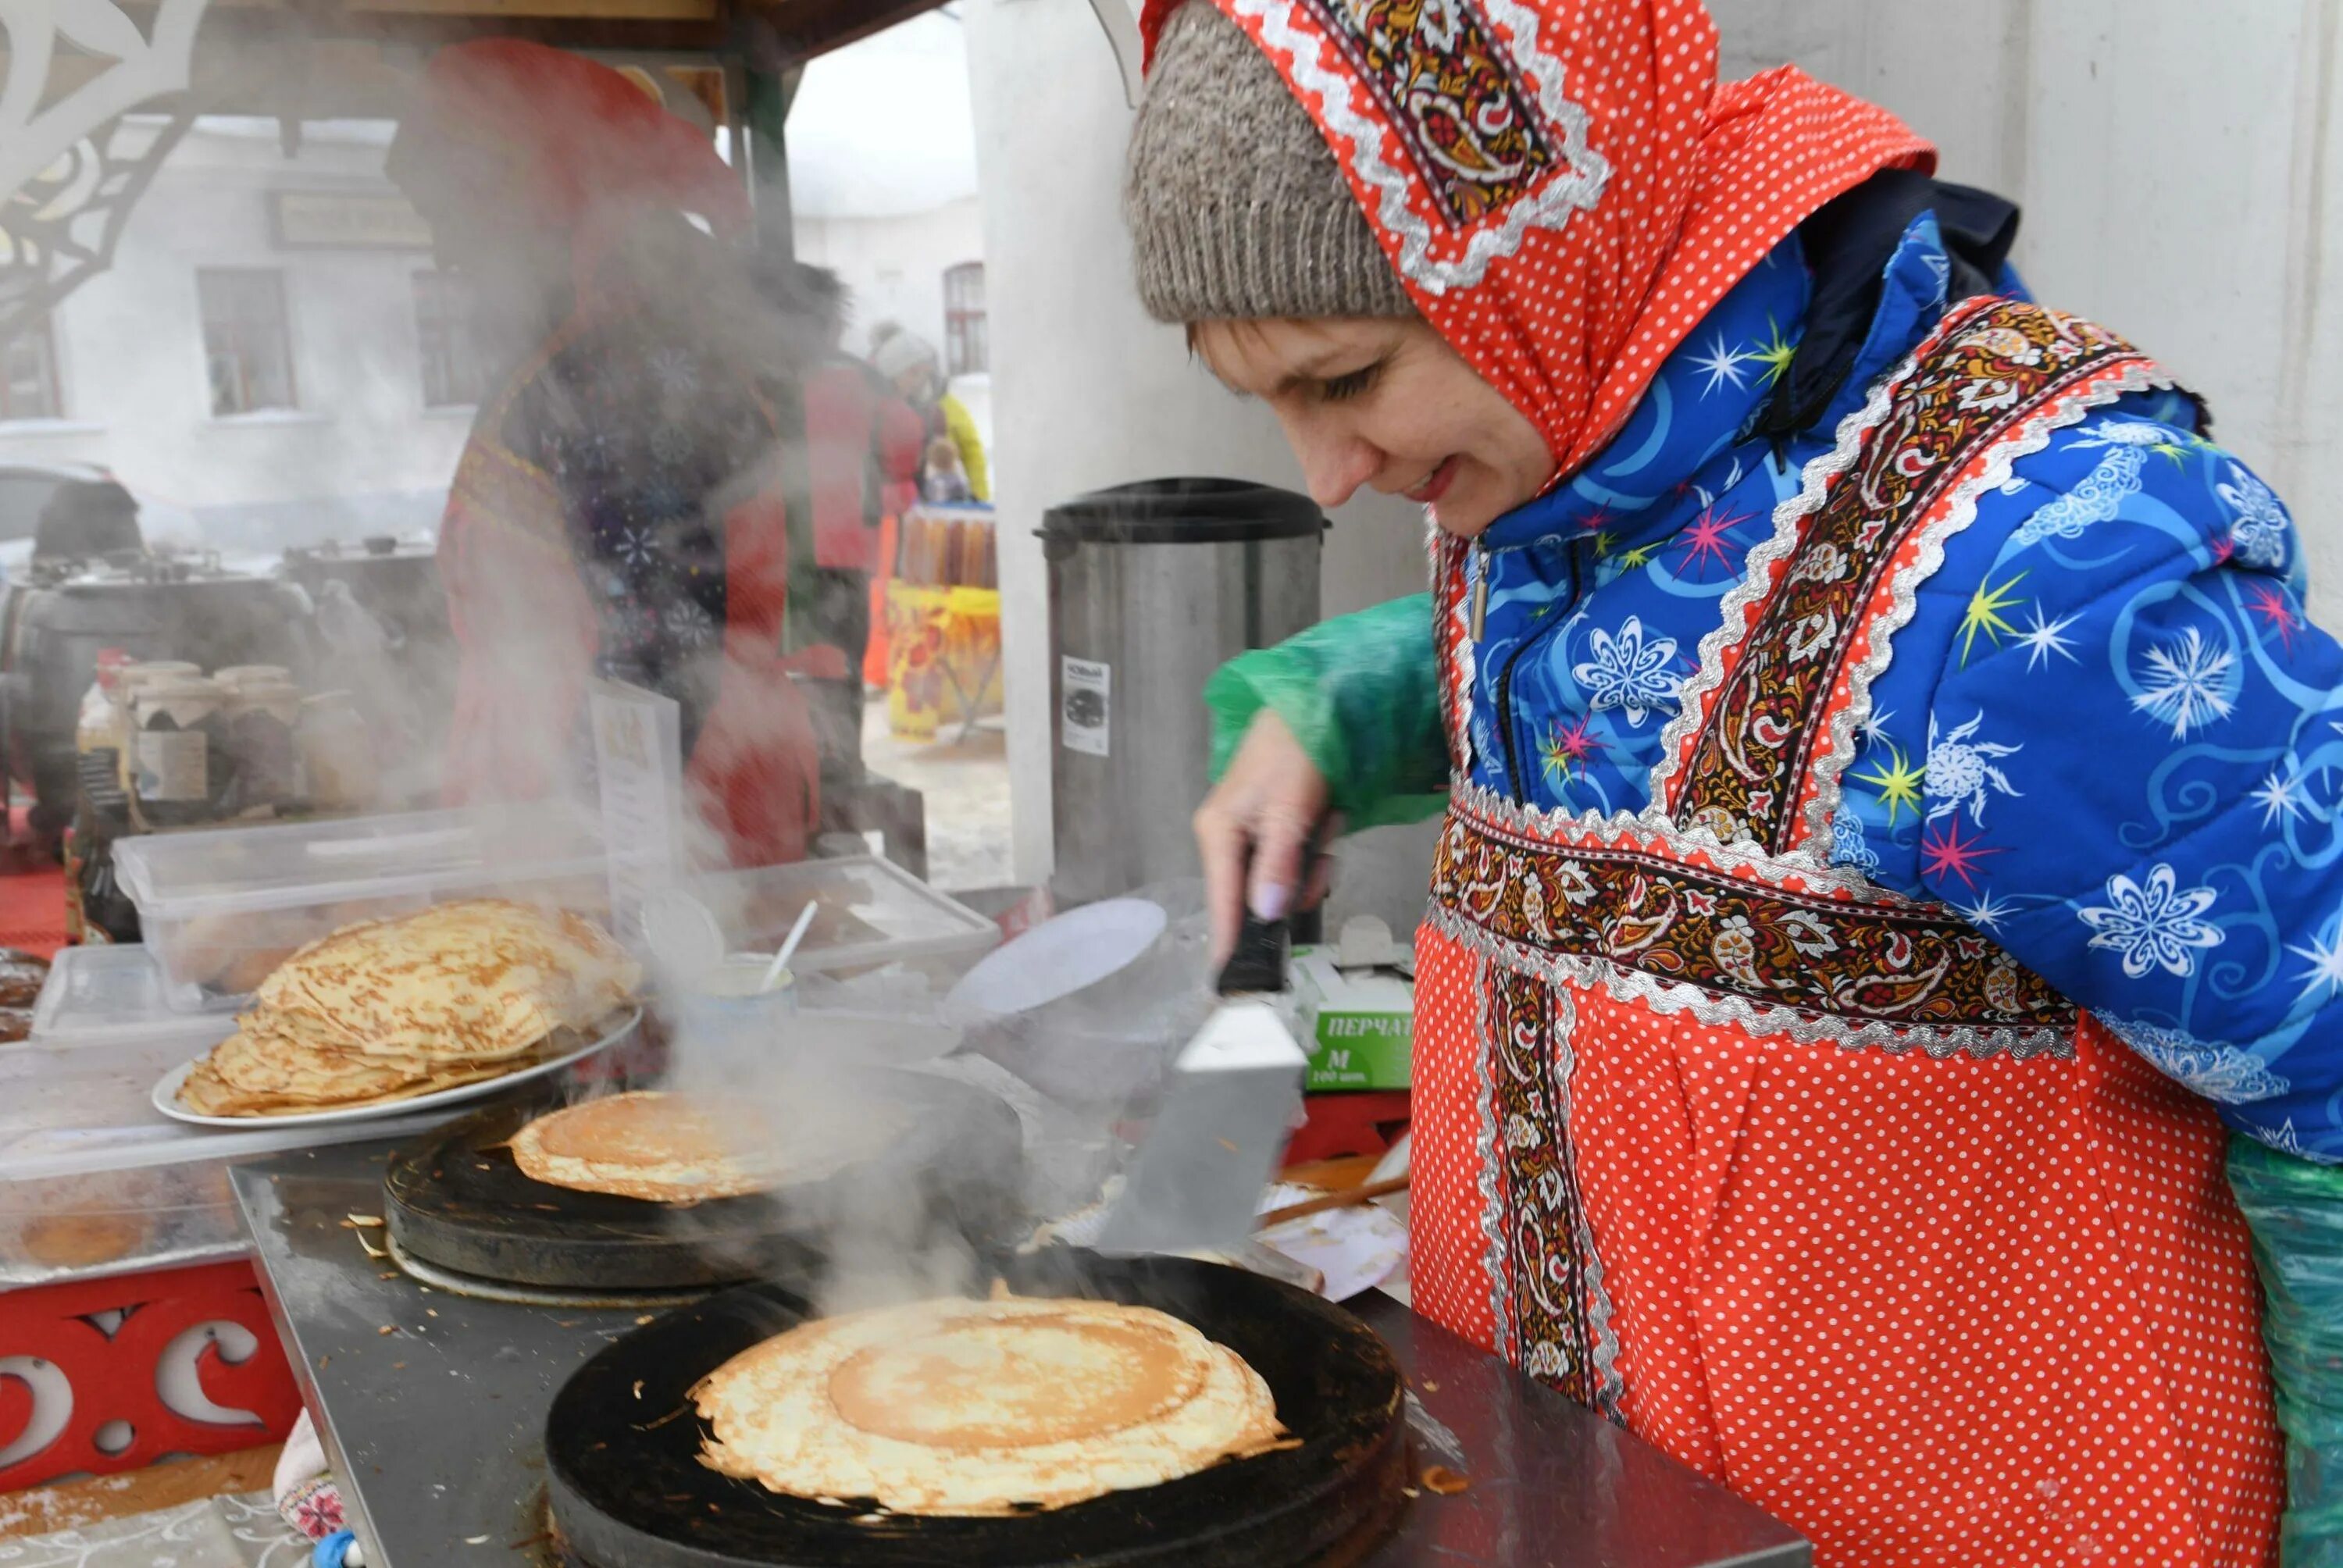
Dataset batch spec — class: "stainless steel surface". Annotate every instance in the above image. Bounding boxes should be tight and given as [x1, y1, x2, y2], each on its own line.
[1045, 481, 1322, 907]
[235, 1141, 1808, 1568]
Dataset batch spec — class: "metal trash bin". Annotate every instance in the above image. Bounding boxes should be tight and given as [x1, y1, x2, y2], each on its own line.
[1042, 478, 1324, 907]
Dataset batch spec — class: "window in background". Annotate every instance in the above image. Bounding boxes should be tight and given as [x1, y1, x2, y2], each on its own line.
[0, 318, 62, 421]
[198, 268, 296, 415]
[944, 261, 987, 378]
[412, 269, 487, 408]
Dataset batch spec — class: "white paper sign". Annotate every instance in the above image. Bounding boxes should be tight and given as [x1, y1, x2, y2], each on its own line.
[1061, 657, 1111, 757]
[589, 678, 685, 943]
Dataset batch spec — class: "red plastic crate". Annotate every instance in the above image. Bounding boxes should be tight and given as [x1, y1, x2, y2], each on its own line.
[0, 1259, 301, 1491]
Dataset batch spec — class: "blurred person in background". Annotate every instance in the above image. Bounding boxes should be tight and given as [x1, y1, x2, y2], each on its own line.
[920, 435, 973, 504]
[868, 323, 990, 503]
[751, 259, 922, 812]
[389, 39, 836, 867]
[31, 479, 143, 568]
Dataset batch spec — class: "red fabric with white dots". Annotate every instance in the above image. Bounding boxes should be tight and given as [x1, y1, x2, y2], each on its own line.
[1410, 918, 2285, 1568]
[1138, 0, 1933, 478]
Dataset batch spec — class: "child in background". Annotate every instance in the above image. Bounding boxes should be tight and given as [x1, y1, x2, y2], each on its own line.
[921, 435, 973, 504]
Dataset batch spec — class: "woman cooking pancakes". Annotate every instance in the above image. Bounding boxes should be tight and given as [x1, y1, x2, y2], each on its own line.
[390, 41, 836, 866]
[1128, 2, 2338, 1563]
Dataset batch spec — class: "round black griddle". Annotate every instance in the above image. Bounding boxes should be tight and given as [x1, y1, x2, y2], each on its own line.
[383, 1072, 1024, 1292]
[544, 1251, 1409, 1568]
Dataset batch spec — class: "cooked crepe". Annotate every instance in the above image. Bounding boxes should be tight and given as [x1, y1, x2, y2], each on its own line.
[694, 1295, 1286, 1515]
[255, 899, 639, 1062]
[511, 1092, 773, 1203]
[511, 1090, 907, 1202]
[174, 899, 636, 1117]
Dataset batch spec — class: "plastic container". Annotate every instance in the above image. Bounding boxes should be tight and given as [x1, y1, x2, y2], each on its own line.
[113, 804, 611, 1014]
[686, 855, 999, 979]
[27, 943, 239, 1051]
[0, 1032, 451, 1287]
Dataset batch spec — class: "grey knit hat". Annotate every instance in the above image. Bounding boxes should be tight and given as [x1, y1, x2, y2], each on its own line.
[1124, 2, 1414, 323]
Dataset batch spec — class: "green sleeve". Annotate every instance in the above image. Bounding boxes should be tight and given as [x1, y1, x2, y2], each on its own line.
[1202, 593, 1449, 829]
[2228, 1137, 2343, 1561]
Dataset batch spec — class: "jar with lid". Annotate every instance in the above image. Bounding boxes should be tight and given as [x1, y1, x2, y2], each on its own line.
[221, 678, 302, 814]
[132, 675, 225, 825]
[212, 665, 292, 693]
[296, 691, 375, 811]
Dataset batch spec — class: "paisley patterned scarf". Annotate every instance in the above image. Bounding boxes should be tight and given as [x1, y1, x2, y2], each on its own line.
[1139, 0, 1935, 479]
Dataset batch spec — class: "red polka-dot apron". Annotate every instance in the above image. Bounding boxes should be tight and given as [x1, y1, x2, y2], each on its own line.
[1412, 298, 2284, 1567]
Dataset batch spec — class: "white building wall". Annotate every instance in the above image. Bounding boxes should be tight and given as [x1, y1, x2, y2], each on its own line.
[1, 121, 469, 553]
[1709, 0, 2341, 622]
[794, 196, 988, 362]
[964, 0, 1432, 894]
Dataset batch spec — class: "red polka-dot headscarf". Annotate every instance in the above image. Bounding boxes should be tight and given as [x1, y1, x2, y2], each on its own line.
[1138, 0, 1935, 479]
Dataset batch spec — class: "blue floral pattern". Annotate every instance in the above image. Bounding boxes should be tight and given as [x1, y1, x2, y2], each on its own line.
[1448, 214, 2343, 1160]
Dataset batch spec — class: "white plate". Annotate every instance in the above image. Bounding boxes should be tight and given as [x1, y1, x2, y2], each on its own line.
[945, 897, 1168, 1019]
[150, 1008, 642, 1130]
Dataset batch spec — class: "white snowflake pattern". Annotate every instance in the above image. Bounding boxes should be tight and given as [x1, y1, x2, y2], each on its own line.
[1954, 889, 2015, 935]
[1570, 616, 1680, 728]
[2070, 419, 2182, 451]
[2014, 605, 2080, 672]
[1688, 330, 1752, 395]
[2010, 438, 2146, 548]
[1857, 706, 1895, 746]
[2077, 864, 2226, 979]
[2216, 461, 2291, 570]
[648, 347, 701, 397]
[2265, 1118, 2316, 1159]
[1924, 712, 2022, 826]
[2252, 768, 2307, 829]
[1828, 807, 1878, 874]
[661, 598, 717, 649]
[2130, 625, 2237, 741]
[2287, 905, 2343, 1003]
[2104, 1017, 2289, 1105]
[616, 526, 655, 569]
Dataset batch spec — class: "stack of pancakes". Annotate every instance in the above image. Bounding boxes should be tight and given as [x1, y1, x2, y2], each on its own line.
[178, 899, 639, 1117]
[695, 1293, 1288, 1514]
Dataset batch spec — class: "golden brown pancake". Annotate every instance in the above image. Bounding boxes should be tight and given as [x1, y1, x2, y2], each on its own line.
[255, 898, 638, 1062]
[510, 1092, 773, 1203]
[175, 899, 635, 1117]
[694, 1295, 1286, 1515]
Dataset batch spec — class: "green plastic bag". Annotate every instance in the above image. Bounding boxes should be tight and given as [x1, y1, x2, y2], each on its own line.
[2231, 1135, 2343, 1564]
[1204, 593, 1448, 829]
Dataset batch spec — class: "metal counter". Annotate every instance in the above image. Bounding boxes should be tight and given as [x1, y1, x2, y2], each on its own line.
[234, 1144, 1808, 1568]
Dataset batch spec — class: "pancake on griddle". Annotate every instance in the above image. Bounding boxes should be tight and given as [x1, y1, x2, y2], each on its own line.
[509, 1089, 907, 1202]
[694, 1294, 1286, 1515]
[511, 1091, 773, 1203]
[176, 899, 637, 1117]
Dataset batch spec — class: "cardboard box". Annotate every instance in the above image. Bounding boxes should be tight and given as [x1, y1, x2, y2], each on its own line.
[1291, 945, 1413, 1091]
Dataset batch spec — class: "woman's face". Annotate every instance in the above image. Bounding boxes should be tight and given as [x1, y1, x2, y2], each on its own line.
[1193, 316, 1553, 538]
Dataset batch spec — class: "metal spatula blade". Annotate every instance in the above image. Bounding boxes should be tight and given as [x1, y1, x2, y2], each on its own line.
[1090, 905, 1309, 1259]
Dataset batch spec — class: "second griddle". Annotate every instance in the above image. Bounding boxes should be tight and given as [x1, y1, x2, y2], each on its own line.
[382, 1071, 1024, 1291]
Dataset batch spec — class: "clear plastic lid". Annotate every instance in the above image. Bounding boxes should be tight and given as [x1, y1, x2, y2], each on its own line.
[29, 944, 240, 1049]
[0, 1035, 451, 1181]
[687, 856, 999, 975]
[114, 803, 608, 920]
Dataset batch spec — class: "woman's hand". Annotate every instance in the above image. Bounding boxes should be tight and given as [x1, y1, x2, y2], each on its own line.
[1193, 709, 1333, 964]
